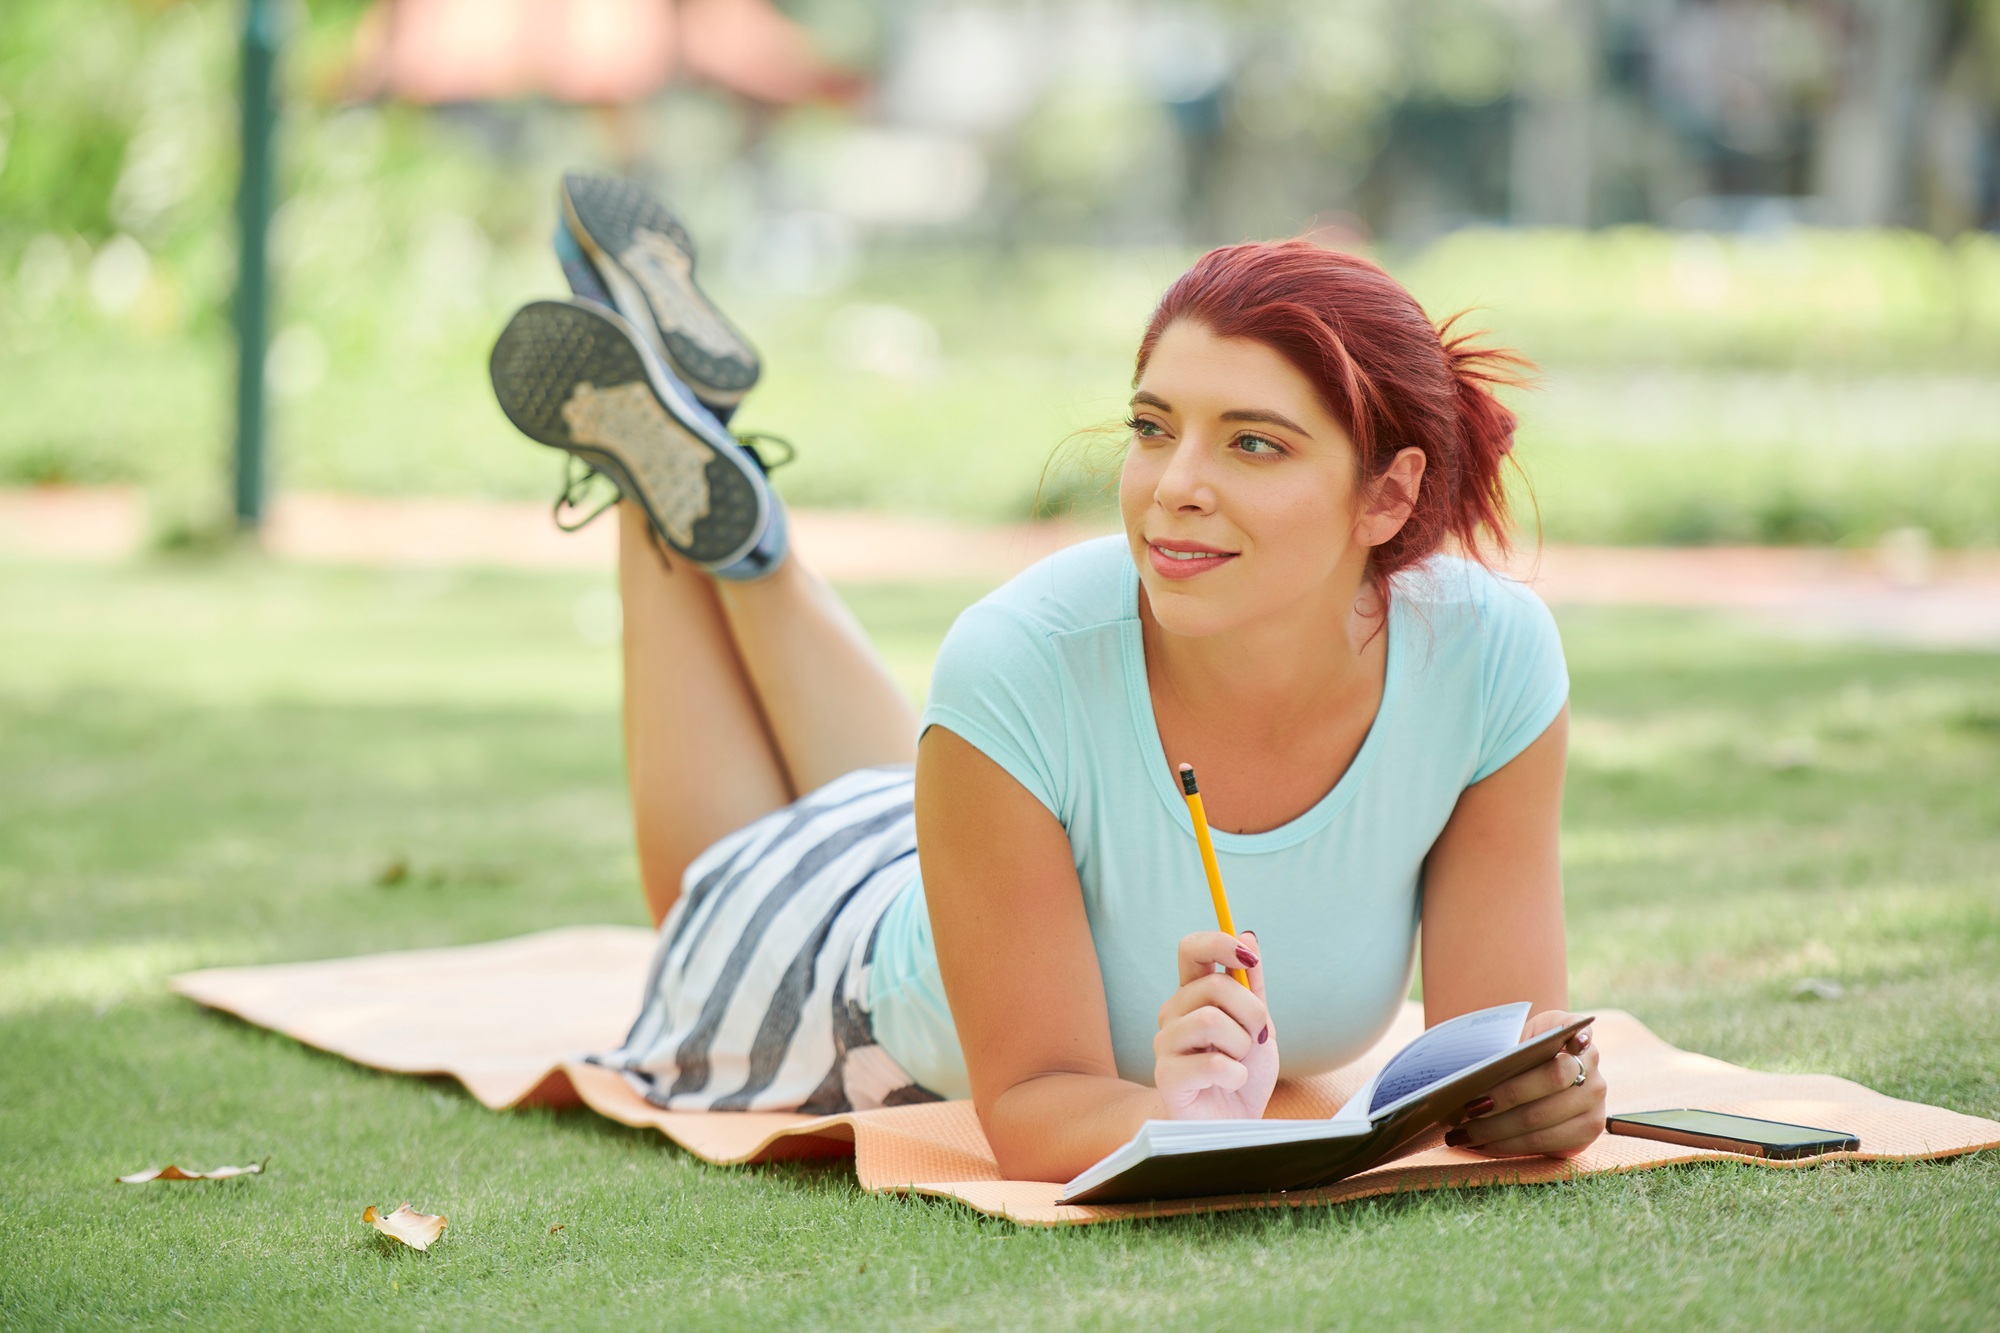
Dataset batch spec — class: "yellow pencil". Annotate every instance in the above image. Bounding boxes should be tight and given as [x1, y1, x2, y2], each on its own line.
[1178, 763, 1249, 988]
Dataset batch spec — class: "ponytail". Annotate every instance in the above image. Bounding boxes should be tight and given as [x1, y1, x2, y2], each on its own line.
[1412, 315, 1530, 568]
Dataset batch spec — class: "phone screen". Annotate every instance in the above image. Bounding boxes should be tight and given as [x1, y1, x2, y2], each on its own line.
[1622, 1110, 1844, 1147]
[1609, 1109, 1859, 1157]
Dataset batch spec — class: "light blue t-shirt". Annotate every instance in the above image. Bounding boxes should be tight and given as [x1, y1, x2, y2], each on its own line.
[866, 536, 1568, 1100]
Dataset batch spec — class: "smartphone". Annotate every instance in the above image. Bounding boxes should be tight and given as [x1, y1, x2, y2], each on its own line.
[1607, 1109, 1859, 1160]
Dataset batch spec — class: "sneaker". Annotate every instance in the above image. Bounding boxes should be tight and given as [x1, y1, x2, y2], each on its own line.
[489, 298, 786, 580]
[552, 216, 615, 311]
[558, 172, 761, 417]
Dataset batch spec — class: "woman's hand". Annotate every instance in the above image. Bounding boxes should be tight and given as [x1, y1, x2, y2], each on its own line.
[1446, 1009, 1605, 1158]
[1154, 930, 1278, 1119]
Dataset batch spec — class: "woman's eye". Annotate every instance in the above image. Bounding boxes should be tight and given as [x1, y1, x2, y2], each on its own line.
[1126, 417, 1164, 439]
[1235, 433, 1283, 455]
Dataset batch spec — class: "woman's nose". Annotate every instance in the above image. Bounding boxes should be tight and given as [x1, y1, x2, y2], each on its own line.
[1155, 437, 1216, 512]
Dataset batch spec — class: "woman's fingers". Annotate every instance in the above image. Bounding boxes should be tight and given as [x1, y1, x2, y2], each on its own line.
[1467, 1118, 1598, 1159]
[1520, 1007, 1579, 1041]
[1521, 1008, 1595, 1059]
[1240, 930, 1267, 1003]
[1449, 1045, 1604, 1155]
[1154, 1004, 1254, 1063]
[1156, 931, 1277, 1118]
[1157, 1050, 1251, 1097]
[1157, 970, 1268, 1041]
[1452, 1072, 1589, 1144]
[1169, 929, 1268, 1029]
[1462, 1042, 1596, 1122]
[1176, 930, 1262, 986]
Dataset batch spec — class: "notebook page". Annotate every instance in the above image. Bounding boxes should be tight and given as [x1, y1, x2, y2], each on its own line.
[1367, 1002, 1531, 1116]
[1331, 1072, 1381, 1125]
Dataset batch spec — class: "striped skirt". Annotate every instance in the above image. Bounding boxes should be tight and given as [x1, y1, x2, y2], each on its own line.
[592, 765, 941, 1113]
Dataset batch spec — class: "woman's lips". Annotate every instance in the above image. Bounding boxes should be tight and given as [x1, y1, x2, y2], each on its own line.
[1147, 542, 1237, 580]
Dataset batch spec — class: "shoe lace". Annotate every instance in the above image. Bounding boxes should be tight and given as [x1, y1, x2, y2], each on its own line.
[552, 456, 679, 569]
[732, 430, 796, 475]
[552, 457, 619, 533]
[551, 432, 794, 569]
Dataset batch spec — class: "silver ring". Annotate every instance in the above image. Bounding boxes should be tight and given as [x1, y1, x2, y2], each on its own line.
[1568, 1053, 1588, 1088]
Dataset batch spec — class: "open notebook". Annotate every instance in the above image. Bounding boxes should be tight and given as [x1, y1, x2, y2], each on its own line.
[1062, 1003, 1592, 1204]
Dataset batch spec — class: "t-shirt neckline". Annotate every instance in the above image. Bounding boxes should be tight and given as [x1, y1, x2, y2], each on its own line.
[1118, 556, 1404, 855]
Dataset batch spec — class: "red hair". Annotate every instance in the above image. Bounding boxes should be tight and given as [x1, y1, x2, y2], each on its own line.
[1135, 240, 1528, 592]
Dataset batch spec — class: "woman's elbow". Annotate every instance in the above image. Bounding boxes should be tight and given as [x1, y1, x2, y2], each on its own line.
[980, 1096, 1070, 1183]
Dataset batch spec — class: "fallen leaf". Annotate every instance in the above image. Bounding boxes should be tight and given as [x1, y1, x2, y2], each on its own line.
[363, 1203, 448, 1251]
[118, 1159, 266, 1183]
[548, 1223, 565, 1233]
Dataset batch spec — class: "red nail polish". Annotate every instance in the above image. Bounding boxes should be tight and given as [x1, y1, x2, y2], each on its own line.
[1464, 1096, 1495, 1118]
[1235, 946, 1260, 967]
[1445, 1129, 1470, 1148]
[1257, 1025, 1269, 1044]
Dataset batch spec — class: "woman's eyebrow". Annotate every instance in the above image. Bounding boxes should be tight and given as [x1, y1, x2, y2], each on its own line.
[1131, 392, 1314, 439]
[1220, 408, 1313, 438]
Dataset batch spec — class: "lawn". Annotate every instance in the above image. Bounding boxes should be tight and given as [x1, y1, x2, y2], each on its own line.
[2, 554, 1997, 1329]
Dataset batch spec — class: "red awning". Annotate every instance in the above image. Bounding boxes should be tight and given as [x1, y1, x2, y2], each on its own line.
[349, 0, 856, 106]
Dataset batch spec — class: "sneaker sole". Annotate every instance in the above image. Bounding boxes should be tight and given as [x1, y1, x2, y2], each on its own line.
[489, 299, 766, 568]
[559, 173, 761, 409]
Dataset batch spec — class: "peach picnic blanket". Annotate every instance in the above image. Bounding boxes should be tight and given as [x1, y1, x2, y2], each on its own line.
[172, 925, 2000, 1226]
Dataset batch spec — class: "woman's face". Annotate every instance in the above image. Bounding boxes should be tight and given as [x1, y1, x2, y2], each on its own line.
[1120, 318, 1374, 639]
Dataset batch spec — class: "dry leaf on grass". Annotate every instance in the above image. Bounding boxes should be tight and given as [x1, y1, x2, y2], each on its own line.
[117, 1160, 266, 1183]
[362, 1203, 448, 1251]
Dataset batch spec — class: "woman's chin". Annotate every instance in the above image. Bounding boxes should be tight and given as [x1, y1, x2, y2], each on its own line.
[1139, 571, 1247, 638]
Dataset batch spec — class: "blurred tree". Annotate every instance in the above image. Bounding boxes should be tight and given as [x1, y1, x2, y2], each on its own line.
[0, 3, 166, 240]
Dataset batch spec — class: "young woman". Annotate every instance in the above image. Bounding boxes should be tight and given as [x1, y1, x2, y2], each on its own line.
[491, 175, 1606, 1182]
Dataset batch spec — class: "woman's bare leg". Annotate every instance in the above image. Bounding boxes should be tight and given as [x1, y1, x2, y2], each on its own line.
[712, 556, 920, 795]
[618, 502, 791, 924]
[618, 494, 918, 921]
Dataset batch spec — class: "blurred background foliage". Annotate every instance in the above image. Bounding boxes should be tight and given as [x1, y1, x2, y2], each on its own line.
[2, 0, 1998, 546]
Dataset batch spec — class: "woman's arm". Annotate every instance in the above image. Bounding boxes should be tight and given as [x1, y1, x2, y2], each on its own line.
[1421, 706, 1571, 1020]
[1421, 706, 1606, 1156]
[915, 726, 1274, 1181]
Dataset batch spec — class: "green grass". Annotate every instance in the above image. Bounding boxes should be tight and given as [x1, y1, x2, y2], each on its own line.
[2, 556, 1997, 1329]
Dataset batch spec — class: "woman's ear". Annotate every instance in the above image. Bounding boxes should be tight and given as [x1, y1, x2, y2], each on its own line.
[1354, 447, 1427, 548]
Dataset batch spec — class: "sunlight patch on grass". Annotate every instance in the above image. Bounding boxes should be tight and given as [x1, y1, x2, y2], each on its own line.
[1568, 707, 1741, 774]
[0, 937, 252, 1015]
[1574, 882, 2000, 997]
[1559, 824, 1705, 870]
[1570, 676, 2000, 782]
[0, 558, 624, 712]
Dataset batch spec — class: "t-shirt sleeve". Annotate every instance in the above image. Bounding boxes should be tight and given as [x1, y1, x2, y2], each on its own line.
[920, 602, 1069, 819]
[1472, 577, 1570, 783]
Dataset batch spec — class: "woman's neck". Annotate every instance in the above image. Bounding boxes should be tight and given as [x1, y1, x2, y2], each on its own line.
[1142, 568, 1384, 737]
[1141, 564, 1390, 833]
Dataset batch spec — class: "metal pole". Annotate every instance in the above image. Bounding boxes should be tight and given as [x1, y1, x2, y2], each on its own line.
[233, 0, 280, 530]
